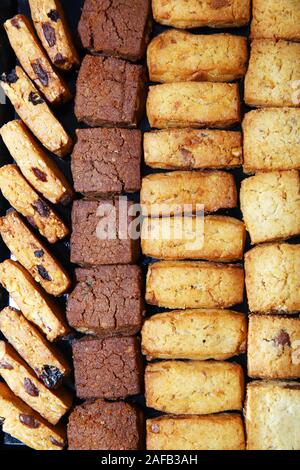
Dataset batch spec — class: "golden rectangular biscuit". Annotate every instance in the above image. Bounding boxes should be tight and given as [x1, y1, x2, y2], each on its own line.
[141, 171, 237, 217]
[243, 109, 300, 172]
[0, 382, 66, 450]
[152, 0, 250, 28]
[245, 243, 300, 314]
[147, 30, 248, 83]
[248, 315, 300, 380]
[0, 341, 72, 425]
[251, 0, 300, 41]
[144, 129, 242, 170]
[29, 0, 80, 71]
[0, 66, 72, 157]
[240, 171, 300, 244]
[0, 307, 70, 388]
[142, 309, 247, 361]
[0, 165, 69, 244]
[4, 15, 71, 105]
[0, 211, 71, 297]
[147, 414, 245, 450]
[147, 82, 241, 129]
[0, 120, 73, 205]
[145, 360, 244, 415]
[142, 215, 245, 262]
[244, 40, 300, 108]
[245, 381, 300, 450]
[0, 260, 69, 341]
[146, 261, 245, 309]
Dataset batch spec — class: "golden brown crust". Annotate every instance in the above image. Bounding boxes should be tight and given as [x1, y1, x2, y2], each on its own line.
[0, 382, 66, 450]
[0, 211, 71, 297]
[147, 82, 241, 129]
[4, 14, 71, 105]
[0, 66, 72, 157]
[147, 30, 248, 83]
[251, 0, 300, 41]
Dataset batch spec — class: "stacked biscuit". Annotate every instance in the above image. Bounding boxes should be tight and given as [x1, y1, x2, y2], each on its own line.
[242, 0, 300, 451]
[0, 0, 80, 450]
[142, 0, 251, 451]
[66, 0, 152, 451]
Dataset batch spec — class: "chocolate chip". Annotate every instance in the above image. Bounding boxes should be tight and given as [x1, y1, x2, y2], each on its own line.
[42, 23, 56, 47]
[50, 436, 65, 448]
[0, 361, 13, 370]
[24, 378, 39, 397]
[54, 53, 66, 65]
[151, 423, 160, 433]
[40, 365, 63, 389]
[27, 216, 38, 228]
[37, 265, 52, 282]
[32, 199, 50, 218]
[34, 249, 44, 258]
[47, 9, 60, 22]
[32, 167, 48, 182]
[28, 91, 45, 105]
[284, 384, 300, 390]
[11, 17, 20, 29]
[32, 60, 49, 87]
[274, 330, 291, 347]
[19, 414, 40, 429]
[0, 69, 19, 84]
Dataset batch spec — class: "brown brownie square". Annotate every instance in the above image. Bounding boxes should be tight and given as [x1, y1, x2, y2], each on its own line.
[71, 128, 142, 196]
[68, 399, 144, 450]
[72, 336, 143, 399]
[67, 265, 144, 336]
[70, 199, 140, 266]
[75, 55, 146, 128]
[78, 0, 151, 61]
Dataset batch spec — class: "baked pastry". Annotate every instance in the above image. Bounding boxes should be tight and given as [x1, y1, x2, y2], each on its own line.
[71, 128, 142, 196]
[147, 82, 241, 129]
[245, 243, 300, 314]
[29, 0, 80, 70]
[141, 171, 237, 217]
[0, 164, 69, 244]
[245, 381, 300, 450]
[71, 199, 140, 266]
[146, 261, 244, 309]
[0, 66, 72, 157]
[244, 40, 300, 108]
[144, 129, 242, 170]
[0, 211, 71, 297]
[147, 414, 245, 450]
[251, 0, 300, 41]
[78, 0, 151, 61]
[67, 266, 144, 336]
[152, 0, 250, 28]
[142, 309, 247, 361]
[0, 120, 73, 205]
[75, 55, 146, 128]
[243, 108, 300, 173]
[0, 307, 70, 388]
[72, 336, 143, 399]
[0, 341, 72, 425]
[145, 360, 244, 415]
[68, 400, 143, 450]
[4, 14, 71, 105]
[0, 382, 66, 450]
[240, 170, 300, 244]
[248, 315, 300, 379]
[142, 215, 246, 261]
[148, 30, 248, 83]
[0, 259, 69, 341]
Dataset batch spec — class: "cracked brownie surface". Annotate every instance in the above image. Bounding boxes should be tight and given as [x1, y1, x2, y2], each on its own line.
[71, 128, 142, 196]
[67, 265, 144, 336]
[72, 336, 143, 399]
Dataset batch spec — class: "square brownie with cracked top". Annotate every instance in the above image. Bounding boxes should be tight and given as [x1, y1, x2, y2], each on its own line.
[67, 265, 144, 336]
[78, 0, 151, 61]
[72, 336, 143, 399]
[75, 55, 146, 128]
[71, 128, 142, 196]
